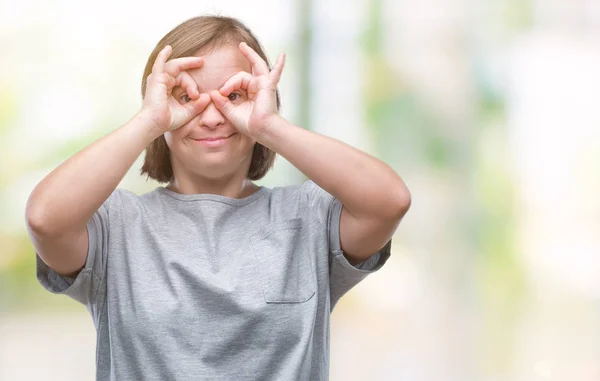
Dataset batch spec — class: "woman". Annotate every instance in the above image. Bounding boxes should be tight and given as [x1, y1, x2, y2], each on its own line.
[26, 15, 411, 381]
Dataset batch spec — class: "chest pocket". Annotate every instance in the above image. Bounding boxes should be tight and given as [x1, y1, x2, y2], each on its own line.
[250, 218, 316, 304]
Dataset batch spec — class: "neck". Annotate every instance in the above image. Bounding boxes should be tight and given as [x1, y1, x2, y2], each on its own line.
[167, 174, 259, 199]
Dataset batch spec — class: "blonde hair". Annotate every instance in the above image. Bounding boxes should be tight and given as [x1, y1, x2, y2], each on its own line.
[140, 15, 280, 183]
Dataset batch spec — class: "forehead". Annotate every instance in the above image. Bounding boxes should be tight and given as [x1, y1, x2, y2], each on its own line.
[185, 44, 252, 91]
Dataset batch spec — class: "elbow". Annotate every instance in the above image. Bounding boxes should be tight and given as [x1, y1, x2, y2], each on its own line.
[390, 187, 411, 220]
[25, 196, 55, 237]
[25, 205, 49, 236]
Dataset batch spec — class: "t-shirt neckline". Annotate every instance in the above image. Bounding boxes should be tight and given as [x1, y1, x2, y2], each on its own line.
[156, 185, 267, 206]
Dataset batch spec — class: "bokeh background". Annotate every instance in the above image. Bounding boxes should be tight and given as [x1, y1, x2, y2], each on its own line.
[1, 0, 600, 380]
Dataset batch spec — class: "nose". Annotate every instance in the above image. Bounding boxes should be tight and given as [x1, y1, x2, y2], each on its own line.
[198, 101, 225, 129]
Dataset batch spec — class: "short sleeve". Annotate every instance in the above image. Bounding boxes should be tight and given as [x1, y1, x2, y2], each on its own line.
[36, 191, 116, 310]
[300, 181, 391, 311]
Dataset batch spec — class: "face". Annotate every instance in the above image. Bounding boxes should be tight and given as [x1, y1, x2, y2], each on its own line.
[164, 44, 254, 181]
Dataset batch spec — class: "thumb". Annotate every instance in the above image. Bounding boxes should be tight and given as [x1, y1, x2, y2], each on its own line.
[172, 93, 210, 129]
[186, 93, 211, 115]
[210, 90, 236, 118]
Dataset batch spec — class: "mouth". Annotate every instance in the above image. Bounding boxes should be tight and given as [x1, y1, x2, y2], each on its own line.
[191, 133, 236, 146]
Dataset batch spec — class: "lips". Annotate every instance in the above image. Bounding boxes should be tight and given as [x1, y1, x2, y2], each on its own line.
[193, 133, 235, 142]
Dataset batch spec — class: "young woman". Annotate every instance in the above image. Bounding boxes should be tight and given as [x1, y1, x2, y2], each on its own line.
[26, 15, 411, 381]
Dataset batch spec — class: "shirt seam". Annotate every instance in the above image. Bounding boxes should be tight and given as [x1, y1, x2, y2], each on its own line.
[157, 188, 267, 206]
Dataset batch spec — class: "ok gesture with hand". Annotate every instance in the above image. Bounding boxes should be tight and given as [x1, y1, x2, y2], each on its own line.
[210, 42, 285, 139]
[142, 45, 211, 133]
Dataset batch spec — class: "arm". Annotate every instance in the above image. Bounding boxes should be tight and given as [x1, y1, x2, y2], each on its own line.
[211, 42, 411, 265]
[26, 113, 159, 276]
[26, 45, 209, 276]
[258, 118, 411, 264]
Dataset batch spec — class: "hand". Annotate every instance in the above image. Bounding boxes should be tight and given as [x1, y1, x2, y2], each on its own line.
[141, 45, 211, 134]
[210, 42, 285, 139]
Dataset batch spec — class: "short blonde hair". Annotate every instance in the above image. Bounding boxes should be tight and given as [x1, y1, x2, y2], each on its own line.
[140, 15, 280, 183]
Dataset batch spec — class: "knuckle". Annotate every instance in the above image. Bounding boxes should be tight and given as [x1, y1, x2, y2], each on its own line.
[147, 72, 165, 82]
[152, 73, 168, 83]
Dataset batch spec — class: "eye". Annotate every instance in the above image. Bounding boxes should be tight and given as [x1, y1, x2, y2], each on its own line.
[228, 92, 241, 102]
[180, 93, 192, 103]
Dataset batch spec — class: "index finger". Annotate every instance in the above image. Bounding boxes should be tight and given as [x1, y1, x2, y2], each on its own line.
[239, 42, 269, 76]
[165, 56, 204, 77]
[152, 45, 172, 74]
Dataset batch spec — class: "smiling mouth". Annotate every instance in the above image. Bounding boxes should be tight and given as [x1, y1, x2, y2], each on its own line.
[191, 133, 236, 146]
[193, 133, 235, 142]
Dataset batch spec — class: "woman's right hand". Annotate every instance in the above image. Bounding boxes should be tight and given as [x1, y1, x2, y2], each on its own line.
[141, 45, 210, 134]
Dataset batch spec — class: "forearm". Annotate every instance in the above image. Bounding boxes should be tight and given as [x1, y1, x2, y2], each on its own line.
[26, 111, 160, 235]
[258, 116, 411, 219]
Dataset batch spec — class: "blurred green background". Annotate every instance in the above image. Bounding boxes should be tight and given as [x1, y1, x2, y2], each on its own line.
[1, 0, 599, 380]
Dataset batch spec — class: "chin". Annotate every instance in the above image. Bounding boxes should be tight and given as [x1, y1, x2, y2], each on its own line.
[188, 160, 245, 180]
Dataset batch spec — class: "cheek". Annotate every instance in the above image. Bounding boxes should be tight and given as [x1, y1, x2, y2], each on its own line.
[164, 123, 193, 148]
[239, 136, 257, 152]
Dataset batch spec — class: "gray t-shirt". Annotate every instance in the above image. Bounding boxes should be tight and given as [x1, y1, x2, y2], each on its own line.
[36, 180, 390, 381]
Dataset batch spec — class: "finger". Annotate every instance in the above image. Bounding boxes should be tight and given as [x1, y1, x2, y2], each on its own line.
[210, 90, 235, 117]
[144, 72, 175, 100]
[170, 93, 211, 128]
[185, 93, 211, 115]
[219, 71, 253, 96]
[152, 45, 172, 74]
[269, 53, 286, 86]
[176, 71, 200, 100]
[239, 42, 269, 76]
[165, 56, 204, 77]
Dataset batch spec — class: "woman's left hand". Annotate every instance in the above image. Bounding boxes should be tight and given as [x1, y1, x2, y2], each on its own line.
[210, 42, 285, 139]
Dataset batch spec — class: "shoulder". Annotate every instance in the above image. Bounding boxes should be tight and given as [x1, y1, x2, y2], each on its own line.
[268, 180, 338, 226]
[268, 180, 332, 201]
[267, 180, 333, 210]
[104, 188, 145, 206]
[100, 187, 161, 217]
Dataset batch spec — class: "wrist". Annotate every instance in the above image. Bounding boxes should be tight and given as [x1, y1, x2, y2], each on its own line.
[134, 110, 166, 143]
[253, 114, 291, 149]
